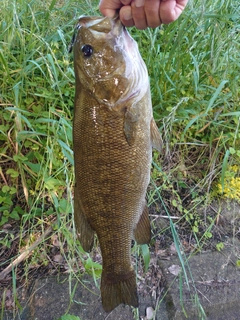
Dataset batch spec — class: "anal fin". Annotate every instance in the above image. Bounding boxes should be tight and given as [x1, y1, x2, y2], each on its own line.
[74, 185, 94, 252]
[134, 202, 151, 245]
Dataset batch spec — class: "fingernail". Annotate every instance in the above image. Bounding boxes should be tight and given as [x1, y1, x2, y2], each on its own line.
[135, 0, 145, 8]
[122, 8, 132, 21]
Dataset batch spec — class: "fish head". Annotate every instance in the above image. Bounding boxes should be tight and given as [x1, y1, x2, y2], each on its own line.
[73, 16, 148, 106]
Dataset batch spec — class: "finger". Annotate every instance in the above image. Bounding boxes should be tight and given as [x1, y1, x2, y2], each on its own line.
[160, 0, 189, 24]
[144, 0, 161, 28]
[121, 0, 132, 4]
[99, 0, 116, 17]
[99, 7, 117, 17]
[131, 0, 147, 30]
[120, 6, 135, 27]
[99, 0, 132, 17]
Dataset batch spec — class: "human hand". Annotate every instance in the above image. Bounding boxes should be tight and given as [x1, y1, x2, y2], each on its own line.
[99, 0, 189, 29]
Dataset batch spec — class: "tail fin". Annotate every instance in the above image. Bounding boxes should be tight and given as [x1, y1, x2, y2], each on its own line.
[101, 269, 138, 312]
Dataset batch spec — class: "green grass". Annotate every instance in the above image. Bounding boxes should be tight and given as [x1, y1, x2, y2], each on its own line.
[0, 0, 240, 318]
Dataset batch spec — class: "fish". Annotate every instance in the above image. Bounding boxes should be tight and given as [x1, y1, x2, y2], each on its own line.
[72, 15, 162, 312]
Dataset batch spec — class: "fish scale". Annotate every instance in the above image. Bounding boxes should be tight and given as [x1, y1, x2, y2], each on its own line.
[72, 15, 162, 312]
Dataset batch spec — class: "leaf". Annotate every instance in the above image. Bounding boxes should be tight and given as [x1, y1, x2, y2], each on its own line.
[9, 187, 17, 195]
[84, 257, 102, 279]
[172, 199, 177, 207]
[229, 147, 236, 155]
[2, 185, 10, 193]
[13, 154, 28, 162]
[192, 225, 199, 233]
[58, 199, 72, 214]
[216, 242, 224, 252]
[85, 258, 102, 271]
[205, 80, 228, 114]
[6, 169, 19, 178]
[0, 216, 9, 226]
[58, 315, 81, 320]
[58, 139, 74, 165]
[25, 161, 41, 173]
[204, 231, 212, 239]
[10, 211, 20, 220]
[141, 244, 150, 272]
[44, 178, 62, 190]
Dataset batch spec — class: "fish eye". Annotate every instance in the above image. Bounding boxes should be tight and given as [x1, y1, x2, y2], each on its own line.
[81, 44, 93, 57]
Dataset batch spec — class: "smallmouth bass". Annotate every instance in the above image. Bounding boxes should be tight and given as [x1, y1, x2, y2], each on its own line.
[72, 15, 162, 312]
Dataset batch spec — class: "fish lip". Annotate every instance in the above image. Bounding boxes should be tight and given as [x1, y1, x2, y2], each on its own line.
[111, 15, 124, 36]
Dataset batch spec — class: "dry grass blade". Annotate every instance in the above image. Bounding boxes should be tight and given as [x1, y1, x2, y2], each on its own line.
[0, 224, 54, 281]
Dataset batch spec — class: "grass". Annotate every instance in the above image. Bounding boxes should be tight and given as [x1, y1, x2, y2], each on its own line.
[0, 0, 240, 319]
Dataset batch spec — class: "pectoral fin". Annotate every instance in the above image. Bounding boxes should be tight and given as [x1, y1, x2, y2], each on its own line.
[123, 107, 139, 146]
[134, 202, 151, 245]
[150, 118, 162, 152]
[74, 185, 94, 252]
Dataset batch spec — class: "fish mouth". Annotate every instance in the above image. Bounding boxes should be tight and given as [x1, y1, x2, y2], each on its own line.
[77, 15, 123, 37]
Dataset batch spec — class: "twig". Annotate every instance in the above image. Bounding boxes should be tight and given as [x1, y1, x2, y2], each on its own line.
[149, 214, 179, 220]
[0, 167, 8, 186]
[0, 225, 53, 280]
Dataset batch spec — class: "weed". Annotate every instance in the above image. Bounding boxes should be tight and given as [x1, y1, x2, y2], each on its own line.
[57, 315, 81, 320]
[216, 242, 224, 252]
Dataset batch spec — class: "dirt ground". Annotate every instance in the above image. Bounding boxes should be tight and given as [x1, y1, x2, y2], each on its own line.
[1, 200, 240, 319]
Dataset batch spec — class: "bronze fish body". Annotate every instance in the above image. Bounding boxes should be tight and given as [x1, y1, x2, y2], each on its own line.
[73, 15, 162, 312]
